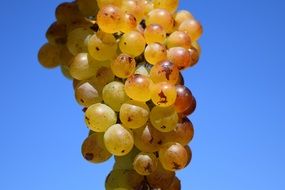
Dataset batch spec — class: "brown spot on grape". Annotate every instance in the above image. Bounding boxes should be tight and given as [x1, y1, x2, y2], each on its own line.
[161, 126, 166, 129]
[84, 153, 94, 161]
[128, 116, 133, 122]
[161, 66, 172, 80]
[158, 91, 167, 104]
[128, 57, 133, 63]
[85, 116, 90, 124]
[173, 162, 181, 170]
[158, 140, 162, 145]
[121, 150, 125, 153]
[96, 47, 100, 51]
[80, 99, 85, 103]
[124, 42, 127, 45]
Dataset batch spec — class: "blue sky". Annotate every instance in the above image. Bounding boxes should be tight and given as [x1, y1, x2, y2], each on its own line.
[0, 0, 285, 189]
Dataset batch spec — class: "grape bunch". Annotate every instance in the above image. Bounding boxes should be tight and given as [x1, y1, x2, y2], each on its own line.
[38, 0, 202, 189]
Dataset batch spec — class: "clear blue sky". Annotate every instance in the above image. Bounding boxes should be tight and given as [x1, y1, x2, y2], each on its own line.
[0, 0, 285, 189]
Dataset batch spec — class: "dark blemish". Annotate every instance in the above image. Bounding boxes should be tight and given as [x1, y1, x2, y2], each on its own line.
[90, 23, 99, 32]
[84, 153, 94, 161]
[128, 116, 133, 122]
[104, 13, 108, 16]
[96, 47, 100, 51]
[154, 152, 159, 157]
[140, 19, 146, 29]
[85, 116, 90, 124]
[121, 150, 125, 153]
[161, 66, 172, 80]
[173, 162, 181, 170]
[158, 140, 162, 145]
[158, 91, 168, 104]
[161, 125, 166, 129]
[82, 107, 87, 112]
[124, 42, 127, 45]
[80, 99, 85, 103]
[128, 57, 133, 63]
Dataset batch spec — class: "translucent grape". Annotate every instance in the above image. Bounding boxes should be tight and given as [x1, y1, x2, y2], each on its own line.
[46, 22, 67, 45]
[166, 31, 192, 49]
[97, 5, 123, 33]
[67, 27, 94, 55]
[121, 0, 145, 22]
[102, 81, 130, 111]
[146, 8, 175, 33]
[38, 43, 61, 68]
[166, 176, 181, 190]
[113, 147, 140, 170]
[174, 10, 194, 27]
[133, 152, 158, 175]
[55, 2, 83, 24]
[153, 0, 179, 13]
[151, 82, 177, 107]
[75, 81, 102, 107]
[104, 124, 134, 156]
[179, 95, 196, 117]
[120, 13, 137, 33]
[76, 0, 99, 17]
[159, 142, 188, 171]
[119, 31, 146, 57]
[178, 19, 203, 41]
[124, 74, 153, 102]
[185, 145, 192, 167]
[150, 60, 179, 84]
[174, 85, 194, 113]
[164, 117, 194, 146]
[81, 132, 112, 163]
[144, 43, 167, 65]
[150, 106, 178, 132]
[85, 103, 117, 132]
[167, 47, 191, 70]
[88, 31, 118, 61]
[144, 24, 166, 44]
[111, 53, 136, 78]
[120, 100, 150, 129]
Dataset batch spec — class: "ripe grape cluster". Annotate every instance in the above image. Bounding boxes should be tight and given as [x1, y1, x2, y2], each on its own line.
[38, 0, 202, 189]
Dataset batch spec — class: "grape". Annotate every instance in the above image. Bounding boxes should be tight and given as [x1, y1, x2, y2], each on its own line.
[159, 142, 188, 171]
[120, 100, 150, 129]
[174, 85, 194, 113]
[85, 103, 117, 132]
[164, 117, 194, 146]
[55, 2, 83, 24]
[60, 65, 72, 80]
[150, 60, 179, 84]
[75, 81, 102, 107]
[124, 74, 153, 102]
[102, 81, 130, 111]
[144, 0, 154, 15]
[184, 145, 192, 167]
[88, 66, 115, 87]
[192, 41, 201, 56]
[167, 47, 191, 70]
[66, 18, 95, 33]
[97, 0, 123, 8]
[105, 169, 144, 190]
[146, 8, 175, 33]
[179, 95, 196, 117]
[88, 31, 118, 61]
[153, 0, 179, 13]
[111, 53, 136, 78]
[46, 22, 67, 45]
[81, 132, 112, 163]
[133, 152, 158, 175]
[134, 62, 151, 76]
[119, 31, 146, 57]
[151, 82, 177, 107]
[174, 10, 194, 27]
[150, 106, 178, 132]
[144, 24, 166, 44]
[97, 5, 123, 33]
[166, 176, 181, 190]
[76, 0, 99, 16]
[144, 43, 167, 65]
[120, 13, 138, 33]
[69, 53, 99, 80]
[188, 46, 200, 67]
[133, 123, 165, 152]
[178, 19, 203, 41]
[104, 124, 134, 156]
[113, 147, 140, 170]
[59, 46, 73, 67]
[166, 31, 192, 49]
[38, 43, 61, 68]
[121, 0, 146, 22]
[67, 27, 93, 55]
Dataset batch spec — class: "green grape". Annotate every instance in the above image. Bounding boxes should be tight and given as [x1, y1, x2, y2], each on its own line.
[111, 53, 136, 78]
[103, 81, 130, 111]
[120, 13, 137, 33]
[97, 0, 123, 8]
[167, 47, 191, 70]
[133, 123, 165, 152]
[150, 106, 178, 132]
[134, 62, 151, 77]
[85, 103, 117, 132]
[60, 64, 72, 80]
[38, 43, 61, 68]
[151, 82, 177, 107]
[75, 81, 102, 107]
[150, 60, 179, 84]
[178, 19, 203, 41]
[55, 2, 83, 24]
[146, 161, 175, 189]
[153, 0, 179, 13]
[113, 147, 140, 170]
[81, 132, 112, 163]
[184, 145, 192, 167]
[76, 0, 99, 16]
[133, 152, 158, 175]
[166, 176, 181, 190]
[124, 74, 153, 102]
[97, 5, 123, 33]
[45, 22, 67, 45]
[120, 100, 150, 129]
[144, 24, 166, 44]
[144, 43, 167, 65]
[164, 117, 194, 146]
[119, 31, 146, 57]
[121, 0, 146, 22]
[104, 124, 134, 156]
[67, 27, 94, 55]
[174, 85, 194, 113]
[105, 169, 144, 190]
[146, 8, 175, 33]
[88, 31, 118, 61]
[174, 10, 194, 27]
[166, 31, 192, 49]
[88, 66, 115, 87]
[159, 142, 188, 171]
[59, 46, 73, 67]
[69, 53, 100, 80]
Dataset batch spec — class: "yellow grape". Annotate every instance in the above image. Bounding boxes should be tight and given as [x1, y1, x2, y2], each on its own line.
[133, 152, 158, 175]
[97, 5, 123, 33]
[81, 132, 112, 163]
[143, 0, 154, 15]
[153, 0, 179, 13]
[104, 124, 134, 156]
[85, 103, 117, 132]
[114, 147, 140, 170]
[88, 66, 115, 87]
[125, 74, 153, 102]
[144, 24, 166, 44]
[38, 43, 61, 68]
[146, 8, 175, 33]
[120, 13, 138, 33]
[120, 100, 150, 129]
[174, 10, 194, 27]
[76, 0, 99, 16]
[166, 31, 192, 49]
[178, 19, 203, 41]
[151, 82, 177, 107]
[111, 53, 136, 78]
[75, 81, 102, 107]
[149, 106, 178, 132]
[167, 47, 191, 70]
[119, 31, 146, 57]
[55, 2, 83, 24]
[144, 43, 167, 65]
[45, 22, 67, 45]
[150, 60, 179, 84]
[121, 0, 146, 22]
